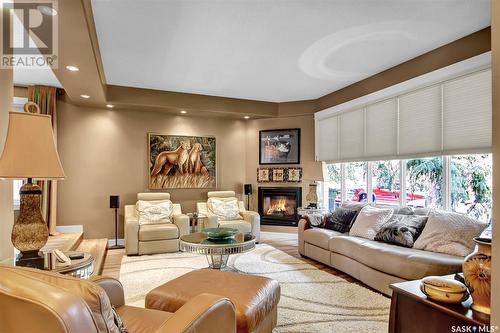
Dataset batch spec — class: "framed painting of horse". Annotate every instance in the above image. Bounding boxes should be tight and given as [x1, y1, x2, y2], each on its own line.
[148, 133, 216, 189]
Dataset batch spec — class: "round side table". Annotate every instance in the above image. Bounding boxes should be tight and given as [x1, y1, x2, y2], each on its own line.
[186, 213, 208, 233]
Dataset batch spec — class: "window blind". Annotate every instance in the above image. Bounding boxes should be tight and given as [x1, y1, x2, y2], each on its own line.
[365, 99, 397, 158]
[398, 85, 442, 155]
[315, 68, 491, 162]
[340, 108, 364, 160]
[443, 70, 492, 152]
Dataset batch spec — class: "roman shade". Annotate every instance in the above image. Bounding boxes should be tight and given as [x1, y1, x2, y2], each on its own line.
[315, 68, 492, 162]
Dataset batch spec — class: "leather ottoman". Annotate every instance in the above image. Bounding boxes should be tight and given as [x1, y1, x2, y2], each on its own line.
[145, 269, 280, 333]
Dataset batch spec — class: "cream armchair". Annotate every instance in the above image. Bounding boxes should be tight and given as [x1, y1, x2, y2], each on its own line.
[0, 266, 236, 333]
[197, 191, 260, 242]
[125, 193, 189, 255]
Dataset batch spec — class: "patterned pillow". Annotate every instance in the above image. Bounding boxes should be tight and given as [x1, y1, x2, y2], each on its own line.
[136, 200, 173, 225]
[413, 210, 487, 256]
[349, 205, 394, 240]
[323, 208, 358, 233]
[207, 197, 241, 221]
[374, 214, 428, 248]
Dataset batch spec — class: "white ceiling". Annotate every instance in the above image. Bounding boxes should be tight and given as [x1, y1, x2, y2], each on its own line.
[91, 0, 490, 102]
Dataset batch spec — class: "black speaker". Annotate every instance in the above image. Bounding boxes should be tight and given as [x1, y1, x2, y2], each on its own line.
[109, 195, 120, 209]
[244, 184, 252, 195]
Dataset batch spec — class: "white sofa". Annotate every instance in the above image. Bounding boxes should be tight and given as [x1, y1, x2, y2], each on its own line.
[197, 191, 261, 242]
[124, 193, 189, 255]
[298, 209, 465, 296]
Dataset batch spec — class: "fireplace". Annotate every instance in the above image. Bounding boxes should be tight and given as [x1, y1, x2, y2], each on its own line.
[258, 187, 302, 226]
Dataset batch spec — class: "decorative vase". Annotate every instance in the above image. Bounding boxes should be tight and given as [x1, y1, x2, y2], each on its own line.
[462, 237, 491, 315]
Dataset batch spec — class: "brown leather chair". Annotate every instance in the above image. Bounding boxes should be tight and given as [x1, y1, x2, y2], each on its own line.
[0, 265, 236, 333]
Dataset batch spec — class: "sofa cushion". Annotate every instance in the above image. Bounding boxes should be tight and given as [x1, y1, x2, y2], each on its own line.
[341, 201, 369, 212]
[324, 208, 358, 233]
[349, 205, 393, 240]
[374, 214, 428, 248]
[207, 197, 242, 221]
[413, 210, 487, 256]
[303, 228, 344, 250]
[139, 223, 179, 241]
[218, 220, 252, 233]
[329, 236, 464, 280]
[136, 199, 173, 225]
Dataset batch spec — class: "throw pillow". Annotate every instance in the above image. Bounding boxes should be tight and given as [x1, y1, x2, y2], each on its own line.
[413, 210, 488, 256]
[392, 206, 415, 215]
[302, 213, 325, 227]
[136, 199, 173, 225]
[349, 205, 394, 240]
[374, 214, 428, 248]
[323, 208, 359, 233]
[207, 197, 241, 221]
[341, 201, 369, 212]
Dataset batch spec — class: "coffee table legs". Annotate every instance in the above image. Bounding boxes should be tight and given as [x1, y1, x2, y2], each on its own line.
[205, 253, 238, 272]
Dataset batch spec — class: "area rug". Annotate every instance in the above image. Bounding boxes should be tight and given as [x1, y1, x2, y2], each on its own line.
[119, 244, 390, 332]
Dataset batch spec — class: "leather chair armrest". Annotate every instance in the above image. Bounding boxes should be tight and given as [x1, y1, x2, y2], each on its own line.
[241, 211, 260, 242]
[173, 214, 190, 237]
[125, 215, 139, 255]
[89, 276, 125, 308]
[157, 293, 236, 333]
[298, 218, 311, 255]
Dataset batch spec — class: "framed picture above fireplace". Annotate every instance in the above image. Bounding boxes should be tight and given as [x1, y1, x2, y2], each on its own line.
[259, 128, 300, 165]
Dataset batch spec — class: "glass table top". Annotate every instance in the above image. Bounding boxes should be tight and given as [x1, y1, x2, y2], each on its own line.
[180, 232, 255, 247]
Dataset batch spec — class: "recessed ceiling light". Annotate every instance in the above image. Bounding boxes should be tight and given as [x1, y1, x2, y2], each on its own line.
[37, 5, 58, 16]
[66, 65, 79, 72]
[244, 116, 250, 119]
[106, 104, 114, 108]
[80, 94, 90, 99]
[180, 110, 187, 114]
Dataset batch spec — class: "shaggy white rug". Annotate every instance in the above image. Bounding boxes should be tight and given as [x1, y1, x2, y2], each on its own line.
[119, 244, 390, 333]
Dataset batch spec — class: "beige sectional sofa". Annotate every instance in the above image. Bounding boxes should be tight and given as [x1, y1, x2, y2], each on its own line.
[298, 216, 465, 296]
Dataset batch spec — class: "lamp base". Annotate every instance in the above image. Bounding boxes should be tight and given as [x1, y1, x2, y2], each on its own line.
[15, 250, 44, 269]
[108, 245, 125, 250]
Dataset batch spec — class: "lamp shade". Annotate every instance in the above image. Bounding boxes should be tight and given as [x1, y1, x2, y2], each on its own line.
[0, 112, 65, 179]
[303, 161, 325, 181]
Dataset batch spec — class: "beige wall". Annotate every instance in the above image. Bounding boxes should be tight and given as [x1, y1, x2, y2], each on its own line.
[0, 66, 14, 260]
[56, 98, 249, 239]
[244, 114, 315, 216]
[491, 0, 499, 326]
[56, 96, 315, 239]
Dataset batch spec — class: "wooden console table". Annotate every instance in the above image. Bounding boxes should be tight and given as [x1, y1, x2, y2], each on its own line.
[389, 276, 490, 333]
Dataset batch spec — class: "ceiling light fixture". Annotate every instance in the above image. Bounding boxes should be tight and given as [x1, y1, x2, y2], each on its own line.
[180, 110, 187, 114]
[244, 116, 250, 119]
[80, 94, 90, 99]
[106, 104, 114, 108]
[65, 65, 79, 72]
[37, 5, 58, 16]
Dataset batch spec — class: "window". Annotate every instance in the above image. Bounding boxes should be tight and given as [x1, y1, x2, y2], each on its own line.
[13, 180, 23, 209]
[371, 160, 400, 206]
[450, 154, 492, 222]
[324, 164, 341, 211]
[345, 162, 367, 203]
[322, 153, 491, 221]
[406, 157, 443, 209]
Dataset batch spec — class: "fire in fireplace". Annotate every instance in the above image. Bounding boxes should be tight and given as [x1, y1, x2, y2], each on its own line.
[258, 187, 302, 226]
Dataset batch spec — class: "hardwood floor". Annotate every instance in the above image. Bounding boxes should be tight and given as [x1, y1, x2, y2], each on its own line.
[101, 231, 356, 283]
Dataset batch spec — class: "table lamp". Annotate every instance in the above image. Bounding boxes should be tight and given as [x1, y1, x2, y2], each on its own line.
[0, 103, 65, 268]
[303, 161, 325, 208]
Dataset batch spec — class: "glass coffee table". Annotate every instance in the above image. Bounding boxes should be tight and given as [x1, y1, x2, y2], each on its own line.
[180, 232, 256, 271]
